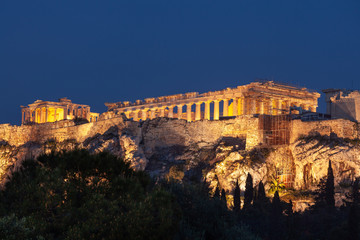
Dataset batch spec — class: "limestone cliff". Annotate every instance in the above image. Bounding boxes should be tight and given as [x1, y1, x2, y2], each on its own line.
[1, 115, 360, 210]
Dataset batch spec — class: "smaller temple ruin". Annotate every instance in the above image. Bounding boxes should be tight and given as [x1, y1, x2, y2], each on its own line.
[21, 97, 99, 125]
[323, 89, 360, 122]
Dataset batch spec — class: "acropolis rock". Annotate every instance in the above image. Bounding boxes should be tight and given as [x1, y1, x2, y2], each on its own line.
[1, 80, 360, 211]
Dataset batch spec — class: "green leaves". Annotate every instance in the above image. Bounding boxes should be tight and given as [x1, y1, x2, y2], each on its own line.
[0, 150, 179, 240]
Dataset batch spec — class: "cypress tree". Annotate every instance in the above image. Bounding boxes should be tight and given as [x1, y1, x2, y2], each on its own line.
[233, 180, 241, 212]
[243, 173, 254, 210]
[313, 160, 335, 209]
[348, 178, 360, 240]
[214, 185, 220, 199]
[325, 160, 335, 207]
[348, 203, 359, 240]
[346, 178, 360, 205]
[221, 189, 227, 206]
[272, 191, 282, 216]
[270, 191, 283, 240]
[257, 181, 266, 202]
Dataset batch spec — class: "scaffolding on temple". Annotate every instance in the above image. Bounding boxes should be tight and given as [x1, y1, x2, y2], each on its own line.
[259, 114, 294, 188]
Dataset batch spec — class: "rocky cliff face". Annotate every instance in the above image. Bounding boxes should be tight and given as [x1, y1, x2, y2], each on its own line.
[1, 116, 360, 209]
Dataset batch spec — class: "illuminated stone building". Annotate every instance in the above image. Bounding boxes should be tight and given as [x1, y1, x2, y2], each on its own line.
[21, 97, 99, 124]
[323, 88, 360, 122]
[104, 81, 320, 122]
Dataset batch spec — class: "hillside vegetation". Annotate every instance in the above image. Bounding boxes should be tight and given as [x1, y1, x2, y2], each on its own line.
[0, 150, 258, 240]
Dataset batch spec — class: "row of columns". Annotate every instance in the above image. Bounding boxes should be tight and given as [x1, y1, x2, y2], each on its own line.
[22, 106, 91, 124]
[119, 97, 316, 122]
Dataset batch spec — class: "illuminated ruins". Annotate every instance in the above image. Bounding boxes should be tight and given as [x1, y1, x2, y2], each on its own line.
[0, 80, 358, 205]
[323, 88, 360, 122]
[103, 81, 320, 122]
[21, 97, 99, 124]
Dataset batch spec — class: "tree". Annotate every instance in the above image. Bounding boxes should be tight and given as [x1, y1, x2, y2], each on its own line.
[221, 189, 227, 207]
[257, 181, 266, 202]
[233, 180, 241, 212]
[325, 160, 335, 207]
[214, 184, 220, 199]
[269, 191, 283, 240]
[313, 160, 335, 209]
[346, 177, 360, 206]
[269, 176, 285, 194]
[243, 173, 254, 210]
[347, 178, 360, 240]
[0, 150, 180, 240]
[272, 191, 282, 216]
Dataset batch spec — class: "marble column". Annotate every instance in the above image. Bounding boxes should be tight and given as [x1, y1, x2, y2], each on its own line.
[304, 104, 310, 111]
[238, 98, 243, 115]
[41, 108, 45, 123]
[141, 109, 148, 121]
[39, 109, 42, 123]
[232, 98, 238, 116]
[168, 106, 174, 118]
[45, 108, 48, 122]
[242, 97, 247, 115]
[186, 103, 192, 122]
[278, 100, 283, 115]
[159, 107, 165, 117]
[34, 109, 37, 123]
[250, 98, 256, 114]
[177, 105, 183, 119]
[269, 99, 274, 115]
[133, 110, 140, 121]
[204, 101, 210, 120]
[259, 100, 264, 115]
[150, 109, 156, 119]
[195, 102, 201, 121]
[282, 101, 289, 114]
[54, 109, 57, 121]
[223, 99, 228, 117]
[214, 100, 220, 120]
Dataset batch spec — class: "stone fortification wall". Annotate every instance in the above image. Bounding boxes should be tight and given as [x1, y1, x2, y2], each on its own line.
[291, 119, 359, 143]
[2, 116, 359, 154]
[0, 117, 127, 147]
[140, 115, 260, 155]
[0, 115, 261, 150]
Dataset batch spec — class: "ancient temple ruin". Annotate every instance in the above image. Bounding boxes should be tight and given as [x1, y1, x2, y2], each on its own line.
[103, 81, 320, 122]
[21, 97, 99, 124]
[323, 88, 360, 122]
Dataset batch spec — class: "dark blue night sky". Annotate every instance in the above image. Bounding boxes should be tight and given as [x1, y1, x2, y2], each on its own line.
[1, 1, 360, 125]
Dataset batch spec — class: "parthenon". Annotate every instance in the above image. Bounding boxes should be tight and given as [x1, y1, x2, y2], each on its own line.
[21, 97, 99, 124]
[103, 81, 320, 122]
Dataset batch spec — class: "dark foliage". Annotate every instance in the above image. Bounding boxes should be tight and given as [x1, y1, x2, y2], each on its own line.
[325, 161, 335, 207]
[0, 150, 260, 240]
[2, 150, 360, 240]
[214, 185, 220, 199]
[0, 150, 179, 240]
[243, 173, 254, 210]
[347, 178, 360, 240]
[313, 160, 335, 210]
[221, 189, 227, 207]
[233, 180, 241, 212]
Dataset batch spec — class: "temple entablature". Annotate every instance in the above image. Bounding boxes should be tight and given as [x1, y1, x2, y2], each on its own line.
[21, 97, 99, 125]
[102, 81, 320, 122]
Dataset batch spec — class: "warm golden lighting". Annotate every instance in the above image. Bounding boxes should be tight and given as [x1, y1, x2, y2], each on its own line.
[47, 108, 56, 122]
[228, 102, 233, 116]
[56, 108, 64, 121]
